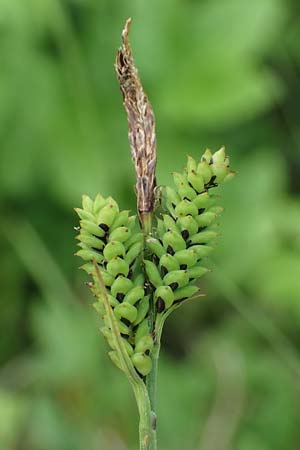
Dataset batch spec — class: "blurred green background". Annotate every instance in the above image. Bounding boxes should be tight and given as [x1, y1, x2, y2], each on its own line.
[1, 1, 300, 449]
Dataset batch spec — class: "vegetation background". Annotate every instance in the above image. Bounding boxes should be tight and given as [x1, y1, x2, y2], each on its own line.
[1, 1, 300, 449]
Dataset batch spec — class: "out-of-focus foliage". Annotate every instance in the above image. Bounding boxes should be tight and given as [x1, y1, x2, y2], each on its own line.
[1, 0, 300, 449]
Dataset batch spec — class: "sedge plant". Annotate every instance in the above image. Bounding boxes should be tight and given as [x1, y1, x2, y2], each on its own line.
[74, 19, 236, 450]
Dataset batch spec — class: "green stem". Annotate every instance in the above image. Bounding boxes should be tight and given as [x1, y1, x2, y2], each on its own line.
[133, 381, 157, 450]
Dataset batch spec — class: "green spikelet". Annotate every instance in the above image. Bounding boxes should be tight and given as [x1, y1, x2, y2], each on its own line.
[75, 194, 153, 376]
[144, 147, 235, 315]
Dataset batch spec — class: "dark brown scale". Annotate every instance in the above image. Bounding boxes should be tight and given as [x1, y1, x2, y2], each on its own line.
[166, 245, 175, 255]
[116, 293, 125, 302]
[198, 208, 205, 215]
[169, 282, 179, 291]
[180, 264, 187, 270]
[152, 254, 159, 266]
[121, 317, 131, 327]
[127, 269, 133, 279]
[99, 223, 109, 232]
[156, 297, 165, 313]
[205, 175, 218, 189]
[160, 265, 168, 277]
[181, 229, 189, 240]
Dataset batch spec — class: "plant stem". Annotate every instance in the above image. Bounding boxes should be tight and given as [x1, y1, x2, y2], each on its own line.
[133, 382, 157, 450]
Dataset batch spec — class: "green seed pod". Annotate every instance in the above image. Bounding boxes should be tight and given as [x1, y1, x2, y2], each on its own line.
[108, 351, 123, 371]
[122, 338, 134, 356]
[187, 265, 209, 280]
[104, 315, 131, 336]
[124, 232, 143, 250]
[135, 318, 150, 342]
[133, 272, 145, 287]
[96, 201, 119, 229]
[133, 296, 150, 325]
[135, 335, 154, 354]
[125, 241, 143, 265]
[114, 303, 138, 323]
[80, 220, 106, 238]
[188, 230, 219, 245]
[156, 218, 165, 237]
[82, 194, 94, 212]
[159, 254, 180, 274]
[173, 285, 199, 301]
[174, 249, 198, 268]
[165, 186, 181, 206]
[77, 234, 104, 250]
[186, 155, 197, 172]
[172, 172, 188, 190]
[212, 146, 226, 164]
[106, 257, 129, 277]
[93, 193, 106, 214]
[175, 199, 198, 217]
[162, 215, 178, 233]
[124, 286, 145, 305]
[211, 163, 228, 183]
[154, 285, 175, 310]
[192, 245, 214, 258]
[195, 212, 217, 227]
[131, 353, 152, 376]
[177, 216, 198, 238]
[144, 260, 163, 287]
[193, 192, 217, 209]
[103, 241, 126, 260]
[162, 230, 186, 253]
[202, 148, 212, 162]
[75, 249, 103, 265]
[197, 160, 212, 184]
[75, 208, 97, 223]
[163, 270, 189, 290]
[187, 170, 204, 193]
[173, 172, 197, 200]
[117, 321, 131, 336]
[106, 294, 120, 308]
[109, 226, 131, 243]
[110, 210, 130, 230]
[146, 238, 165, 259]
[110, 276, 133, 299]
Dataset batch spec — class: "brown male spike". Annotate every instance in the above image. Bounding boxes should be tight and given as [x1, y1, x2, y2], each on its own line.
[115, 18, 157, 231]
